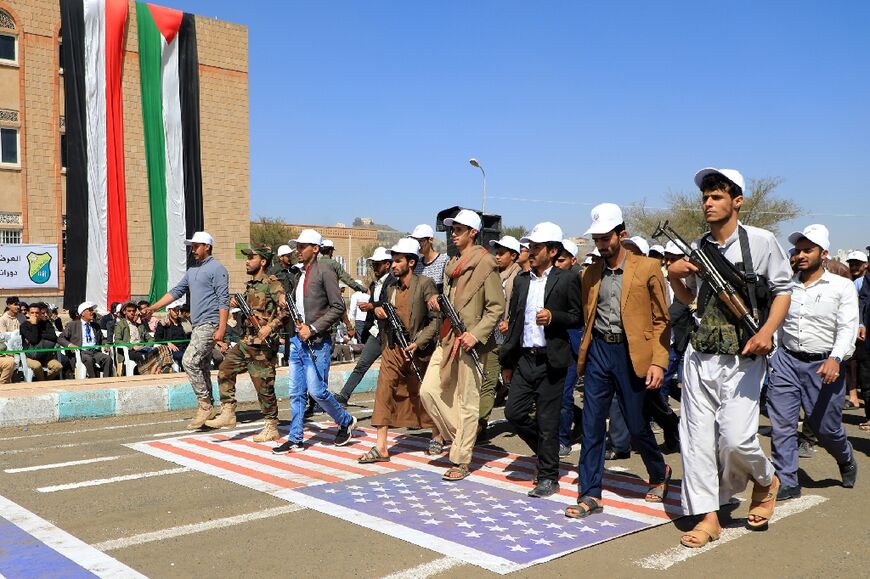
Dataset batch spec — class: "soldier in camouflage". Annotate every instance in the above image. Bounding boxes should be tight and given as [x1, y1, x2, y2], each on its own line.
[206, 246, 289, 443]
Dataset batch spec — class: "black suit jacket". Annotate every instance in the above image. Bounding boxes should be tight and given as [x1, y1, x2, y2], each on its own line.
[361, 273, 398, 342]
[499, 266, 583, 369]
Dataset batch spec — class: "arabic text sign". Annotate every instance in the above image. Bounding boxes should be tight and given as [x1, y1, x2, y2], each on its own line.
[0, 244, 59, 289]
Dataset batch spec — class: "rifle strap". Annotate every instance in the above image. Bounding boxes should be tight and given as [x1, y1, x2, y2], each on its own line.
[738, 225, 761, 321]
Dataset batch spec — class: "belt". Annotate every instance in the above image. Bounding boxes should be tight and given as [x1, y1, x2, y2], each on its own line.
[784, 348, 830, 363]
[522, 347, 548, 359]
[593, 330, 625, 344]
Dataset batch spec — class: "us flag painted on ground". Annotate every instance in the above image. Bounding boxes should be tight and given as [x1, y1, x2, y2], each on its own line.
[128, 423, 683, 574]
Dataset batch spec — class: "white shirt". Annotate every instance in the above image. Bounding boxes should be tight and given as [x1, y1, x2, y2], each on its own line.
[368, 274, 390, 339]
[780, 270, 858, 360]
[81, 320, 96, 347]
[295, 268, 307, 324]
[522, 267, 551, 348]
[349, 291, 369, 322]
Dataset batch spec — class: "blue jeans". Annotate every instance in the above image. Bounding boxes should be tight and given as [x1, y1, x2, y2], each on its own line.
[287, 336, 352, 443]
[559, 328, 583, 447]
[662, 346, 683, 402]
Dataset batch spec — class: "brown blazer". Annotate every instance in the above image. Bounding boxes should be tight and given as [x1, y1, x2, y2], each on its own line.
[379, 274, 439, 354]
[577, 252, 670, 378]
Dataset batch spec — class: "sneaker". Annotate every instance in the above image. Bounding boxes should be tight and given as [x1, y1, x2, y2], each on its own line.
[776, 485, 802, 501]
[527, 479, 559, 498]
[272, 440, 304, 454]
[798, 441, 816, 458]
[334, 416, 358, 446]
[558, 444, 571, 457]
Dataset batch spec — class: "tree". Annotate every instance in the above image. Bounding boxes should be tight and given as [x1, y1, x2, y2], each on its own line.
[502, 225, 528, 240]
[250, 217, 290, 252]
[624, 176, 801, 243]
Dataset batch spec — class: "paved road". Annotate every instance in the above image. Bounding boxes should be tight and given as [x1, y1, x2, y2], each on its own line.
[0, 393, 867, 578]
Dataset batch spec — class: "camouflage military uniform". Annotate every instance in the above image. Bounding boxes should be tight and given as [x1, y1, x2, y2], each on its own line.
[217, 273, 287, 419]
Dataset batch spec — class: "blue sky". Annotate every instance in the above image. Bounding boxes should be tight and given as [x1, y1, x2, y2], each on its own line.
[162, 0, 870, 253]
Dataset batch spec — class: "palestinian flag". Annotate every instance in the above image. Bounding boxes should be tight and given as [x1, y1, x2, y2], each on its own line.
[136, 3, 204, 303]
[61, 0, 130, 311]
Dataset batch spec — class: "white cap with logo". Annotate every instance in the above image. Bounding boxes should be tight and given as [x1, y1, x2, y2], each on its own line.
[369, 246, 392, 262]
[561, 239, 579, 258]
[411, 224, 435, 239]
[846, 250, 868, 263]
[185, 231, 214, 246]
[443, 209, 482, 232]
[388, 238, 421, 256]
[584, 203, 624, 236]
[488, 235, 521, 254]
[623, 236, 650, 256]
[520, 222, 564, 244]
[77, 300, 97, 315]
[664, 240, 684, 256]
[276, 244, 292, 257]
[292, 228, 323, 246]
[694, 167, 746, 193]
[788, 224, 830, 251]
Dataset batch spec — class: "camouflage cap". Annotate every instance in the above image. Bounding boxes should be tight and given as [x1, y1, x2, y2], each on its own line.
[241, 245, 273, 261]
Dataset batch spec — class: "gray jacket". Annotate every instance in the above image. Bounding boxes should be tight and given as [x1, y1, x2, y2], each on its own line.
[292, 260, 346, 335]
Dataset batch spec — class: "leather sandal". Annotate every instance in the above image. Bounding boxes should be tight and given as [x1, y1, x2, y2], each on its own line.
[645, 465, 672, 503]
[680, 521, 720, 548]
[747, 475, 780, 531]
[565, 495, 603, 519]
[442, 464, 470, 481]
[427, 439, 444, 456]
[358, 447, 390, 464]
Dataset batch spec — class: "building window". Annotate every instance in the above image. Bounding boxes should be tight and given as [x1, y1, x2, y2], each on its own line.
[334, 255, 345, 269]
[356, 256, 367, 277]
[60, 132, 67, 171]
[0, 127, 18, 165]
[0, 33, 15, 64]
[0, 230, 21, 244]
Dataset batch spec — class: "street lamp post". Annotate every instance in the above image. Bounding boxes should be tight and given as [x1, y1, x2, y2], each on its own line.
[469, 158, 486, 214]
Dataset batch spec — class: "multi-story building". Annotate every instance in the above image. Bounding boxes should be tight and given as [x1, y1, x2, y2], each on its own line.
[0, 0, 250, 305]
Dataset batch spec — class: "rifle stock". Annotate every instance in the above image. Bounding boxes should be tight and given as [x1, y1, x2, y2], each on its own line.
[437, 294, 486, 379]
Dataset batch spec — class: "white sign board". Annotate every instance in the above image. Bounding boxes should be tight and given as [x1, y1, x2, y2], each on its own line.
[0, 244, 59, 289]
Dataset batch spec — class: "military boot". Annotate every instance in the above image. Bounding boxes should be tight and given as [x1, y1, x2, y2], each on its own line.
[253, 419, 280, 443]
[186, 400, 217, 430]
[204, 402, 237, 429]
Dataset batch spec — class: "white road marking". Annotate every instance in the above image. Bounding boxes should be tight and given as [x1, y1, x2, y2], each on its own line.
[0, 495, 145, 577]
[5, 455, 125, 473]
[93, 505, 305, 551]
[36, 467, 191, 493]
[634, 494, 827, 570]
[0, 418, 187, 441]
[381, 556, 463, 579]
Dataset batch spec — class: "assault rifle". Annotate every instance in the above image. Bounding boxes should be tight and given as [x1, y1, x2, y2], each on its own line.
[651, 220, 760, 337]
[437, 294, 486, 379]
[286, 294, 317, 362]
[382, 302, 423, 383]
[233, 292, 278, 350]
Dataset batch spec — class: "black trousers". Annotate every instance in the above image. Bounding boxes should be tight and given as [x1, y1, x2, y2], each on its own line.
[856, 344, 870, 420]
[505, 352, 567, 482]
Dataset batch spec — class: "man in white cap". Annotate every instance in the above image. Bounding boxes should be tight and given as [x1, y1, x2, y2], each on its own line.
[500, 223, 582, 496]
[518, 242, 531, 272]
[357, 238, 438, 463]
[348, 279, 370, 339]
[554, 238, 584, 456]
[411, 223, 450, 293]
[566, 203, 671, 519]
[478, 234, 523, 439]
[649, 244, 665, 262]
[333, 246, 396, 407]
[319, 239, 367, 293]
[766, 224, 858, 503]
[419, 209, 505, 480]
[273, 228, 358, 452]
[662, 240, 690, 402]
[622, 236, 650, 257]
[846, 250, 868, 291]
[668, 168, 793, 546]
[846, 250, 870, 428]
[146, 231, 230, 429]
[268, 244, 298, 364]
[58, 301, 113, 378]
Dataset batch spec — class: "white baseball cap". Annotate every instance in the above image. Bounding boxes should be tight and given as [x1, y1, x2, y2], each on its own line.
[693, 167, 746, 193]
[520, 242, 529, 250]
[411, 224, 435, 239]
[520, 222, 563, 244]
[276, 244, 293, 257]
[77, 300, 97, 315]
[167, 298, 185, 310]
[185, 231, 214, 246]
[584, 203, 624, 236]
[369, 246, 392, 262]
[846, 250, 868, 263]
[322, 239, 335, 249]
[586, 248, 601, 257]
[788, 224, 830, 251]
[664, 240, 684, 256]
[388, 238, 421, 256]
[489, 235, 521, 254]
[582, 256, 593, 265]
[292, 228, 323, 245]
[623, 236, 650, 256]
[649, 244, 665, 256]
[443, 209, 482, 232]
[561, 239, 579, 258]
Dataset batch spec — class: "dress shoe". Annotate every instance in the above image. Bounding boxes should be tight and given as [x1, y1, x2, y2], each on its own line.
[528, 479, 559, 498]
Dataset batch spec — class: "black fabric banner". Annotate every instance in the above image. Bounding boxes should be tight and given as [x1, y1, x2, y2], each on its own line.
[179, 13, 203, 244]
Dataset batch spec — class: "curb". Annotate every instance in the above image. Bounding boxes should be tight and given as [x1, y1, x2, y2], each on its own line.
[0, 365, 380, 427]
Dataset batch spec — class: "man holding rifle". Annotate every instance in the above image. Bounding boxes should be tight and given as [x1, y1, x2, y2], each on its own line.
[358, 238, 438, 463]
[667, 168, 793, 547]
[420, 209, 505, 481]
[204, 246, 288, 443]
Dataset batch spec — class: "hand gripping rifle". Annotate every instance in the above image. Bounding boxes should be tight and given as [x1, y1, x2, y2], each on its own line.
[233, 292, 278, 350]
[382, 302, 423, 383]
[285, 294, 317, 362]
[437, 294, 486, 379]
[651, 221, 761, 337]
